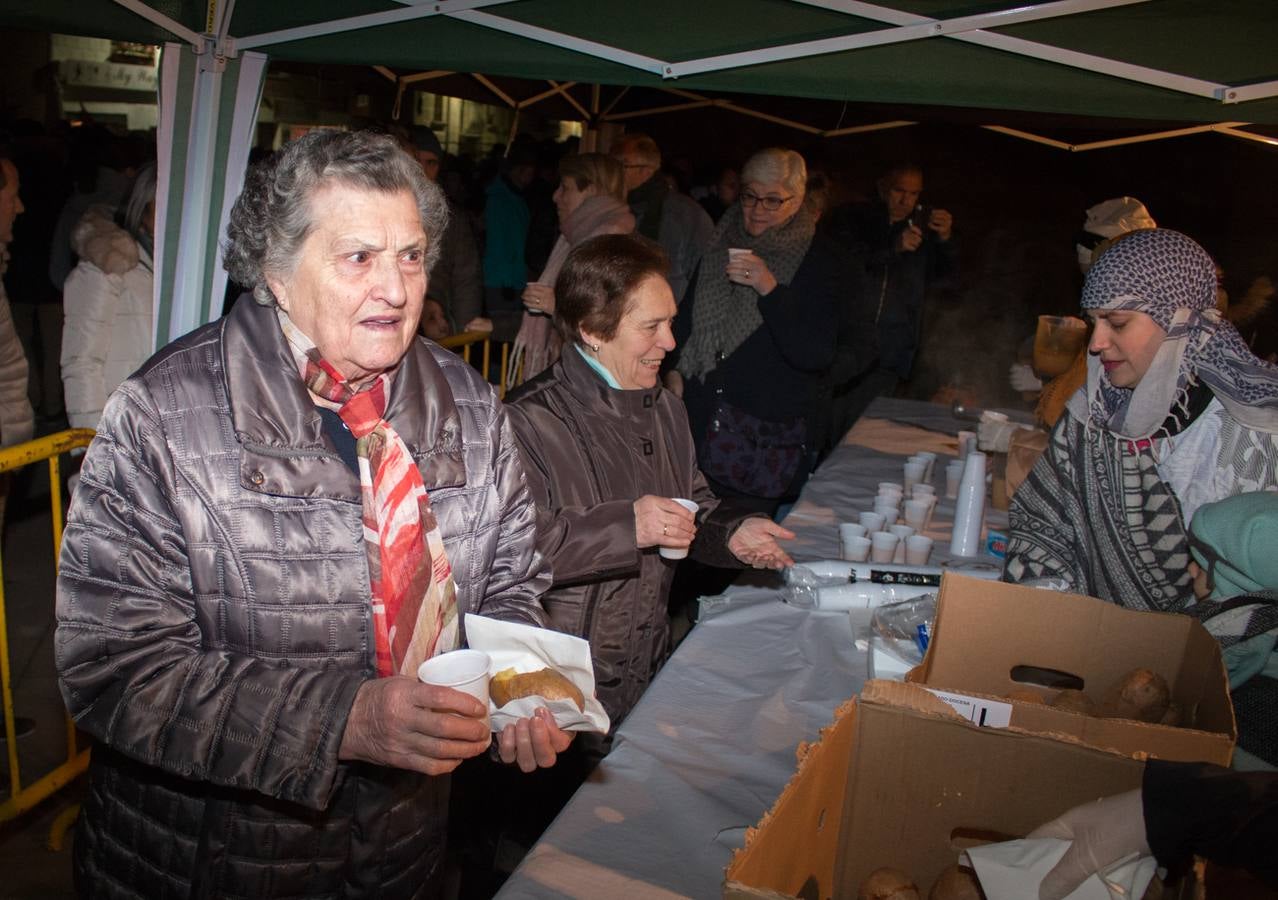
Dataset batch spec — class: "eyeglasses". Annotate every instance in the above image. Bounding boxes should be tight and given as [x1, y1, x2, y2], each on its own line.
[741, 191, 793, 211]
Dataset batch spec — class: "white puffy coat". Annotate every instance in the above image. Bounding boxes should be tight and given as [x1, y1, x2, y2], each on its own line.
[60, 211, 153, 430]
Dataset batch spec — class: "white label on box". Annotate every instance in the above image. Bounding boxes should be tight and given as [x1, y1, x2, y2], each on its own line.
[925, 689, 1013, 728]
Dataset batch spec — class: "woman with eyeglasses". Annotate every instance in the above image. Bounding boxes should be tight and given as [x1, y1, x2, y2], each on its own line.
[665, 147, 842, 517]
[1005, 229, 1278, 612]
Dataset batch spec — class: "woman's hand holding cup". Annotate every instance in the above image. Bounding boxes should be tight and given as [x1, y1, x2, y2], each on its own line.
[634, 494, 696, 553]
[725, 250, 777, 295]
[522, 282, 556, 314]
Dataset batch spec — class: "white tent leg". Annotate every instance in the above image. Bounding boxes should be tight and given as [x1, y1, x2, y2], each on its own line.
[153, 42, 268, 349]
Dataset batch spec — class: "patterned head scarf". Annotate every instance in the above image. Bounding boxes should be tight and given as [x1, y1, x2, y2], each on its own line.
[1077, 228, 1278, 439]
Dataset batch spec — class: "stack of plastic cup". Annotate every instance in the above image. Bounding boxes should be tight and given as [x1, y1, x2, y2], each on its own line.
[950, 451, 988, 557]
[839, 522, 868, 560]
[888, 524, 915, 563]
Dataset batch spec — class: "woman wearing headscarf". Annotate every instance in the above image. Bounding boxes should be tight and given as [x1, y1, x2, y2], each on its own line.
[1005, 229, 1278, 612]
[509, 152, 634, 385]
[667, 147, 842, 515]
[60, 162, 156, 431]
[55, 131, 567, 898]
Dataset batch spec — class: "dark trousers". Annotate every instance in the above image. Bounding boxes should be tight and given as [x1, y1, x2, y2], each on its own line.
[828, 365, 901, 450]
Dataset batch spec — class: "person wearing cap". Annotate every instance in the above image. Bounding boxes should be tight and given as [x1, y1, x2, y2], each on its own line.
[409, 126, 486, 337]
[1184, 491, 1278, 767]
[1005, 229, 1278, 614]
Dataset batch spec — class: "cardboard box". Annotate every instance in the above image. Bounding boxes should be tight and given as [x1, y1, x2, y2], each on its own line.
[912, 575, 1236, 766]
[723, 680, 1148, 899]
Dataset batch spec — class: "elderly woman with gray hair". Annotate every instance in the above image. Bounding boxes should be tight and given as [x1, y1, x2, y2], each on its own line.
[55, 130, 567, 899]
[667, 147, 843, 515]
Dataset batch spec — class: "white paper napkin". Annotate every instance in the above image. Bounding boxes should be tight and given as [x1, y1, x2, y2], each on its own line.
[963, 838, 1157, 900]
[464, 614, 611, 734]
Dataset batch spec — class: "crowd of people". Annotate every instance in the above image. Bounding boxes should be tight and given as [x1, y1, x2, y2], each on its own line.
[0, 117, 1271, 897]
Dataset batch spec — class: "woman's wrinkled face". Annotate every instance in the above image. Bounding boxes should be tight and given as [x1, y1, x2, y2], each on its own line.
[741, 179, 801, 237]
[585, 274, 677, 390]
[1086, 309, 1166, 389]
[553, 177, 596, 224]
[269, 184, 427, 387]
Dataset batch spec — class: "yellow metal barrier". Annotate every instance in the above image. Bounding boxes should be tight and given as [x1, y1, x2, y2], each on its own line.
[440, 331, 522, 398]
[0, 429, 96, 846]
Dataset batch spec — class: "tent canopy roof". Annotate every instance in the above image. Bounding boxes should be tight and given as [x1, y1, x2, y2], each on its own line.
[5, 0, 1278, 124]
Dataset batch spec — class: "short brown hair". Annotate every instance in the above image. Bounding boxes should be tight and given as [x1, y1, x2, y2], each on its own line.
[559, 152, 625, 202]
[555, 234, 669, 346]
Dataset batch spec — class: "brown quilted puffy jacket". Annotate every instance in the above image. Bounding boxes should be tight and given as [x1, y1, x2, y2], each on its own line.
[506, 346, 750, 728]
[55, 298, 549, 899]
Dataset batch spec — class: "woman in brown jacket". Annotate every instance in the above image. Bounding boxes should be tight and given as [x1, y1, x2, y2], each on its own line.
[507, 233, 795, 733]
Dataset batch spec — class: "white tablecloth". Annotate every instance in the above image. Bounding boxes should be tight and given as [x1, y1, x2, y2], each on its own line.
[496, 398, 1009, 899]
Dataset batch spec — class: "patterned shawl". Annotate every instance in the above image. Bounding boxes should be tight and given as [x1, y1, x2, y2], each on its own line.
[278, 309, 458, 676]
[1074, 228, 1278, 440]
[676, 200, 817, 381]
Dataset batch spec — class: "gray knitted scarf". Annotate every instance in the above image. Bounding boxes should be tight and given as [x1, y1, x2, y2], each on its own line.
[677, 201, 817, 381]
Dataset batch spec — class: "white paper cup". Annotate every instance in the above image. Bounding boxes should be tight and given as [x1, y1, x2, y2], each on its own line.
[877, 507, 899, 527]
[903, 461, 925, 491]
[728, 247, 750, 259]
[911, 484, 936, 499]
[659, 497, 700, 560]
[888, 524, 915, 564]
[878, 482, 904, 496]
[945, 460, 964, 499]
[873, 498, 900, 516]
[417, 649, 492, 709]
[905, 535, 934, 566]
[903, 498, 930, 530]
[915, 451, 938, 481]
[870, 531, 899, 564]
[843, 535, 872, 562]
[839, 521, 868, 542]
[859, 511, 885, 532]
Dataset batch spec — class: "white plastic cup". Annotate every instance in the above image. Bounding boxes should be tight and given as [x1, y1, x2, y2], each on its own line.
[911, 484, 936, 499]
[859, 511, 885, 532]
[843, 535, 872, 562]
[903, 498, 930, 530]
[923, 494, 938, 530]
[873, 498, 900, 517]
[839, 522, 868, 559]
[418, 649, 492, 710]
[870, 531, 899, 563]
[916, 451, 938, 481]
[905, 535, 934, 566]
[888, 524, 915, 564]
[903, 461, 925, 492]
[878, 481, 904, 497]
[659, 498, 700, 560]
[876, 506, 899, 527]
[945, 460, 964, 499]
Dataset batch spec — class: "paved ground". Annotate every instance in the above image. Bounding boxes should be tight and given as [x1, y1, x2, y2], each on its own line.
[0, 458, 80, 899]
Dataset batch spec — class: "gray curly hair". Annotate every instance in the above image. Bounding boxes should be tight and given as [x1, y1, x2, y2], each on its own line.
[223, 129, 448, 306]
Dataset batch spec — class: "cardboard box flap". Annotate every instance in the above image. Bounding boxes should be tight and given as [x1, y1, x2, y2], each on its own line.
[860, 679, 966, 720]
[724, 698, 858, 900]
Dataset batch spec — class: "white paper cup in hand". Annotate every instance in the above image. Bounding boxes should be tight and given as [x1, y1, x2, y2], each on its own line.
[418, 649, 492, 710]
[859, 511, 885, 532]
[905, 535, 934, 565]
[843, 535, 872, 562]
[659, 497, 699, 560]
[728, 247, 750, 260]
[870, 531, 899, 563]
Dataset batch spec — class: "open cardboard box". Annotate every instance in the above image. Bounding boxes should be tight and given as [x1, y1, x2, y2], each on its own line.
[908, 574, 1236, 766]
[724, 680, 1152, 899]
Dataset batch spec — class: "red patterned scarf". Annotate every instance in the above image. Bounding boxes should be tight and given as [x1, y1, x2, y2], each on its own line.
[278, 310, 458, 676]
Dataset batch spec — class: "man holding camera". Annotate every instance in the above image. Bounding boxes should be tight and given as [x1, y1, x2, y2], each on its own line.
[823, 163, 956, 441]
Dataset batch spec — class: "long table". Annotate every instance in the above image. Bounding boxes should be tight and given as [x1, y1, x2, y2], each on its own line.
[495, 398, 1013, 899]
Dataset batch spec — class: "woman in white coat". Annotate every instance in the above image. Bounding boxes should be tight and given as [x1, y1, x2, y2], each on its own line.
[60, 163, 155, 430]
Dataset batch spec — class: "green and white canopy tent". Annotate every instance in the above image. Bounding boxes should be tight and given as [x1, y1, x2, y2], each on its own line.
[3, 0, 1276, 347]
